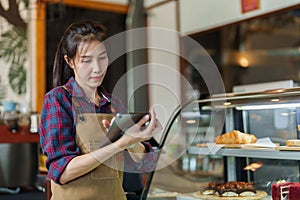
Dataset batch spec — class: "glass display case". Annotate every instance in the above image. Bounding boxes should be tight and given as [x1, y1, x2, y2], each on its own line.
[145, 87, 300, 199]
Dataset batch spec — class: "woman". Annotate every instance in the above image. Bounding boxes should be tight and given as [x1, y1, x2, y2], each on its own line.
[39, 20, 162, 200]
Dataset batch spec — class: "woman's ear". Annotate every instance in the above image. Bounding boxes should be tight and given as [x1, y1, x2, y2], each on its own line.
[64, 55, 75, 69]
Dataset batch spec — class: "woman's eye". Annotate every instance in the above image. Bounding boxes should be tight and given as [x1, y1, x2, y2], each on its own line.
[99, 56, 107, 60]
[82, 59, 91, 63]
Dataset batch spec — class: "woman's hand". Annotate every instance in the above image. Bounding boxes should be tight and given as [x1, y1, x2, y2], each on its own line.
[102, 116, 114, 130]
[115, 108, 163, 150]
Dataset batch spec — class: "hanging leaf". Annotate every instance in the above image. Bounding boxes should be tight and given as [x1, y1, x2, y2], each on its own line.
[0, 26, 27, 66]
[8, 62, 26, 95]
[0, 26, 27, 96]
[0, 0, 28, 97]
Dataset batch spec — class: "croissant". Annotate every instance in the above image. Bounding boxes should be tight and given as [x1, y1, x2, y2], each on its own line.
[215, 130, 257, 144]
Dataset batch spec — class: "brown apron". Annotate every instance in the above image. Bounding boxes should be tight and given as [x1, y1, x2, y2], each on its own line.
[50, 113, 126, 200]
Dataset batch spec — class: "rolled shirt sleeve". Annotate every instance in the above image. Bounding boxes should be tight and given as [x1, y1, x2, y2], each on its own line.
[39, 88, 80, 183]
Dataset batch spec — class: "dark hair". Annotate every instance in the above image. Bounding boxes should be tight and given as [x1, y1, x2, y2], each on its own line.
[52, 20, 108, 87]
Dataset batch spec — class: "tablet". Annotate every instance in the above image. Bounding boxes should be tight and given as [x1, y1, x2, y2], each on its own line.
[99, 113, 149, 147]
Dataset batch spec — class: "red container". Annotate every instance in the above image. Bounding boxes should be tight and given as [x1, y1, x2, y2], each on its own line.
[289, 183, 300, 200]
[272, 182, 294, 200]
[272, 182, 300, 200]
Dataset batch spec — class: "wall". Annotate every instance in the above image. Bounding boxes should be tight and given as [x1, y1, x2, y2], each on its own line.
[179, 0, 300, 34]
[145, 0, 299, 127]
[147, 1, 181, 127]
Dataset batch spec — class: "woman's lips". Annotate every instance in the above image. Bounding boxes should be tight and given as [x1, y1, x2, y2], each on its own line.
[91, 76, 101, 81]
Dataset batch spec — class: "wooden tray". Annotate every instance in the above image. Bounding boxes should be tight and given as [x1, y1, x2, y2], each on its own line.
[278, 146, 300, 151]
[197, 143, 244, 148]
[193, 190, 267, 200]
[197, 143, 279, 149]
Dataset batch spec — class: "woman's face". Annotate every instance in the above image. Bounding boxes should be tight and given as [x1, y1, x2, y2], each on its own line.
[67, 40, 109, 90]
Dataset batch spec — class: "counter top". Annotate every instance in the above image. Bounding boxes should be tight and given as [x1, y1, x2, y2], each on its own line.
[0, 125, 39, 143]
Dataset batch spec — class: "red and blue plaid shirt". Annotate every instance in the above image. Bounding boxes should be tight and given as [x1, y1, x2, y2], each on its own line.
[39, 77, 157, 183]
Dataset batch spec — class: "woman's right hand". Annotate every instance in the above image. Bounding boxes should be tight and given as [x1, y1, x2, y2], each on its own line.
[116, 108, 162, 150]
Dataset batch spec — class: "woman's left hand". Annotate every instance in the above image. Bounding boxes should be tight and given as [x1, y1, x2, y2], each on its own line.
[102, 117, 114, 130]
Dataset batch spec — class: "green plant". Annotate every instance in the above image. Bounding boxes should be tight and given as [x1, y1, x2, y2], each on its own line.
[0, 77, 7, 100]
[0, 0, 28, 96]
[0, 22, 27, 95]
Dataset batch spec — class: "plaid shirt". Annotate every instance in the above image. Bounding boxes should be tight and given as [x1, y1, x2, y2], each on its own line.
[39, 77, 157, 183]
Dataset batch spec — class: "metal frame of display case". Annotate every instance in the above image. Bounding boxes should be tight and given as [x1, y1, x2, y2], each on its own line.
[188, 147, 300, 161]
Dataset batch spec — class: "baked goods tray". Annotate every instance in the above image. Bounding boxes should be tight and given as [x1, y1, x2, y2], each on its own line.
[277, 146, 300, 151]
[196, 143, 279, 149]
[197, 143, 242, 148]
[189, 145, 300, 160]
[193, 190, 267, 200]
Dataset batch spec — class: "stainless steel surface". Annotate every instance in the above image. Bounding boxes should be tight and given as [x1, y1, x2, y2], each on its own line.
[226, 156, 236, 181]
[225, 108, 234, 132]
[0, 143, 38, 187]
[188, 146, 300, 160]
[201, 87, 300, 103]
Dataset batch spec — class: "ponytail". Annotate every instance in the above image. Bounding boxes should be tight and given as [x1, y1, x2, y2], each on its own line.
[52, 42, 74, 87]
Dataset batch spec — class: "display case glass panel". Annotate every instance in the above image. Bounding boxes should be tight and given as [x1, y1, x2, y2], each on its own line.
[147, 87, 300, 198]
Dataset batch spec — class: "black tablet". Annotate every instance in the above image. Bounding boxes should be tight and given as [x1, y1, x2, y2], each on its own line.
[99, 113, 149, 147]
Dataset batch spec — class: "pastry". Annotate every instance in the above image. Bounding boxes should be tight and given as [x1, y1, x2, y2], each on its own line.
[237, 181, 257, 196]
[201, 181, 217, 195]
[202, 181, 257, 197]
[286, 139, 300, 147]
[272, 181, 300, 200]
[289, 182, 300, 200]
[272, 181, 292, 200]
[215, 130, 257, 144]
[217, 181, 239, 197]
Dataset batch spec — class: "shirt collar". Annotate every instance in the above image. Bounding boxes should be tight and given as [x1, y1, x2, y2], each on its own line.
[64, 77, 85, 98]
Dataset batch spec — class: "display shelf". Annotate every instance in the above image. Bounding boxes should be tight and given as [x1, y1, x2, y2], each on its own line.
[188, 146, 300, 160]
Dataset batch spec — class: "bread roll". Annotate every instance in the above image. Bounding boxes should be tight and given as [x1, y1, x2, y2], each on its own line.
[215, 130, 257, 144]
[286, 139, 300, 147]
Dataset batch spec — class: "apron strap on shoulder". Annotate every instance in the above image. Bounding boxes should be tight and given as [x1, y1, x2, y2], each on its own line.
[61, 85, 86, 122]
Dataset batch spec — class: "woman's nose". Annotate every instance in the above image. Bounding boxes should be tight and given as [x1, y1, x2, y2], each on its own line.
[92, 60, 102, 72]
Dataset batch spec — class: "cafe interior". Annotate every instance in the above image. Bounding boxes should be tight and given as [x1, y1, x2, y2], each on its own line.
[0, 0, 299, 199]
